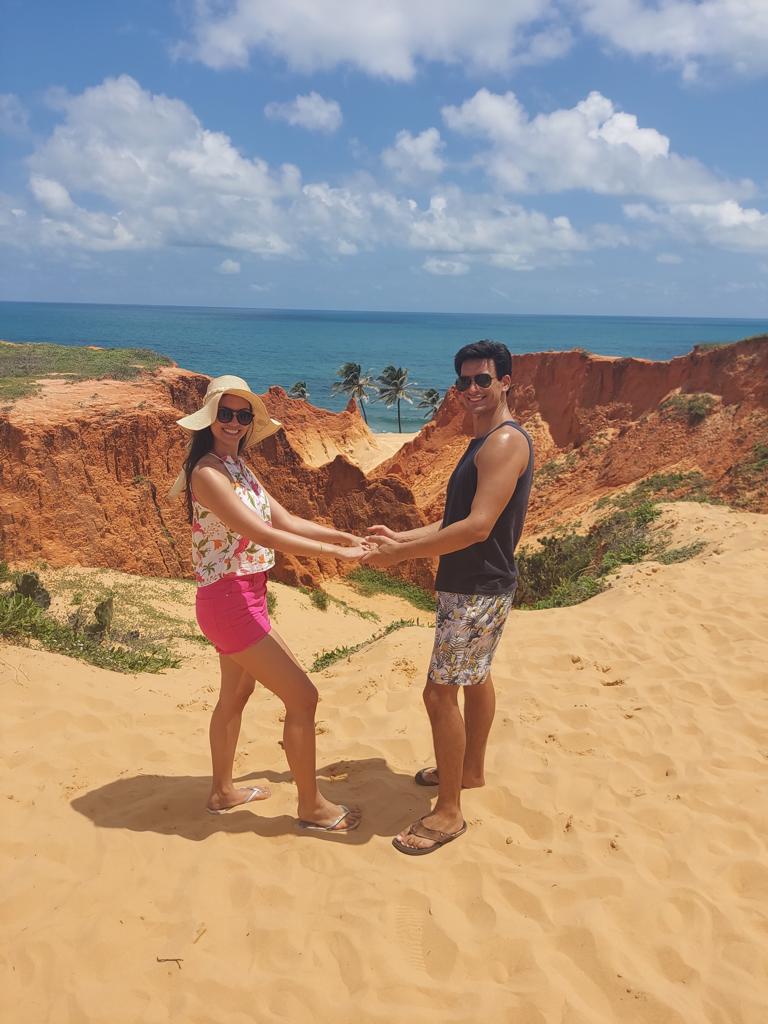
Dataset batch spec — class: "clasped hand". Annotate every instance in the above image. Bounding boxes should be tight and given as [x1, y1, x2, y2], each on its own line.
[361, 523, 402, 568]
[333, 524, 403, 567]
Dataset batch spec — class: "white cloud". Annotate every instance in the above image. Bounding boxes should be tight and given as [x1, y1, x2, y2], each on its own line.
[178, 0, 568, 78]
[25, 75, 298, 255]
[15, 75, 625, 272]
[291, 182, 608, 270]
[578, 0, 768, 78]
[625, 199, 768, 251]
[217, 258, 241, 274]
[656, 252, 683, 264]
[0, 93, 29, 136]
[443, 89, 752, 202]
[264, 92, 342, 133]
[423, 258, 469, 276]
[30, 176, 75, 215]
[382, 128, 445, 181]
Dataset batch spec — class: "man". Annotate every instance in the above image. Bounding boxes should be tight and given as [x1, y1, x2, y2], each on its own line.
[364, 340, 533, 855]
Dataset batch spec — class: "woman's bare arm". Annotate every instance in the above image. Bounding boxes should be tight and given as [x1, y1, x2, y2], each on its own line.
[192, 464, 363, 559]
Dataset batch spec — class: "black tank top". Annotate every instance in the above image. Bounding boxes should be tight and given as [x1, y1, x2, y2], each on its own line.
[434, 420, 534, 596]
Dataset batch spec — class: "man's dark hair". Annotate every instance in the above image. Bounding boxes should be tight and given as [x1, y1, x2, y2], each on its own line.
[453, 339, 512, 379]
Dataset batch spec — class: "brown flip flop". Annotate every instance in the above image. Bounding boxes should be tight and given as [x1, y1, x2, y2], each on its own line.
[392, 817, 467, 856]
[414, 767, 439, 786]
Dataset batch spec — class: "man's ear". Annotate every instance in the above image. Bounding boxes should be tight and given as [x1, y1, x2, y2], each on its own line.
[501, 374, 512, 393]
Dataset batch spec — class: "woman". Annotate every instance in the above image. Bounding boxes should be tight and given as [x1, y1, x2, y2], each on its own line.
[173, 375, 364, 832]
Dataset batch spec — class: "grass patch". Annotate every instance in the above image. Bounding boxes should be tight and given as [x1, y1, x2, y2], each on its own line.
[610, 471, 716, 507]
[0, 588, 179, 674]
[658, 541, 707, 564]
[176, 631, 210, 645]
[4, 566, 204, 658]
[311, 618, 422, 672]
[733, 441, 768, 480]
[660, 392, 717, 425]
[535, 451, 578, 484]
[267, 589, 277, 617]
[309, 588, 329, 611]
[0, 340, 173, 402]
[347, 567, 436, 612]
[515, 502, 662, 610]
[43, 569, 194, 638]
[297, 584, 379, 621]
[696, 335, 766, 352]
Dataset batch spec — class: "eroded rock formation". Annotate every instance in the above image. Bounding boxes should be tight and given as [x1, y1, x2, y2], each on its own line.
[1, 337, 765, 588]
[0, 366, 429, 586]
[377, 337, 768, 528]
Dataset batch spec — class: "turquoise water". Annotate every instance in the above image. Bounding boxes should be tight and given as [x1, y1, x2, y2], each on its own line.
[1, 301, 765, 432]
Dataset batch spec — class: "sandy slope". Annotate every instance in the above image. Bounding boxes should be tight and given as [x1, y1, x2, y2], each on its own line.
[1, 503, 767, 1024]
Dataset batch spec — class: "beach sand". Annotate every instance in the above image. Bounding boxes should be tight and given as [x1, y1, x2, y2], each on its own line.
[350, 431, 418, 473]
[1, 502, 767, 1023]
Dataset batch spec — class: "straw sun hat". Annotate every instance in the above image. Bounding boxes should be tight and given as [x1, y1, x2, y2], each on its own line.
[176, 375, 281, 447]
[169, 375, 282, 498]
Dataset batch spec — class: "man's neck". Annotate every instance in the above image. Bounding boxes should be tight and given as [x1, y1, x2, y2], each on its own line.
[471, 402, 510, 438]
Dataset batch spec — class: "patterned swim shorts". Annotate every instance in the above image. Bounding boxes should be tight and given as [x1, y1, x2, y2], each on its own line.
[427, 590, 514, 687]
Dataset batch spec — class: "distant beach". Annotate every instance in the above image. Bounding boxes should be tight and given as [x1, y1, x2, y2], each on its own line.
[1, 301, 766, 431]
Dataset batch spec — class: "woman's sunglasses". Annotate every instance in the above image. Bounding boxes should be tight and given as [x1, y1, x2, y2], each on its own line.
[455, 373, 495, 392]
[216, 407, 254, 426]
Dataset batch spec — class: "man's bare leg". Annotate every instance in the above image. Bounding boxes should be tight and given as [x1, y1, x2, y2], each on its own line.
[418, 673, 495, 789]
[396, 682, 466, 851]
[461, 673, 495, 786]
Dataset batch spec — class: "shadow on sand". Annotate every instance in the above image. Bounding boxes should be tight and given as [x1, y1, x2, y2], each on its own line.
[70, 757, 434, 846]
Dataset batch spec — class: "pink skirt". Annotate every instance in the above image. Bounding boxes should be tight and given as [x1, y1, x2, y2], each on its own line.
[195, 572, 271, 655]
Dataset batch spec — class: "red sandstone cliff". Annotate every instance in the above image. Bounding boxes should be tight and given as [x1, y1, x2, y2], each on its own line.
[377, 336, 768, 528]
[1, 338, 765, 588]
[0, 366, 428, 586]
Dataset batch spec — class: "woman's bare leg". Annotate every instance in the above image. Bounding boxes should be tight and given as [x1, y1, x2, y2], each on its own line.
[229, 628, 360, 829]
[208, 657, 268, 811]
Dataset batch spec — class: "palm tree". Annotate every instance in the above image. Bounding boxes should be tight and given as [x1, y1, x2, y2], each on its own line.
[417, 387, 442, 420]
[332, 362, 374, 423]
[288, 381, 309, 400]
[376, 365, 417, 432]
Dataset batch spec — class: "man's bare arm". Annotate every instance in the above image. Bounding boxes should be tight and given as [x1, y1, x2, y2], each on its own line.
[367, 520, 442, 543]
[363, 428, 529, 566]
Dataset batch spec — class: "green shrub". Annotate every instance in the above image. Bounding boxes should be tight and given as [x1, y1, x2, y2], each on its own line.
[733, 441, 768, 479]
[267, 589, 277, 617]
[309, 588, 329, 611]
[15, 572, 51, 609]
[610, 471, 714, 507]
[516, 502, 664, 609]
[347, 567, 436, 611]
[660, 392, 717, 425]
[0, 592, 179, 674]
[658, 542, 706, 564]
[530, 575, 604, 609]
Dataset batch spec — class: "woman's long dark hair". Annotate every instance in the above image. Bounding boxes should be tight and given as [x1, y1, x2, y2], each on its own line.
[183, 414, 251, 521]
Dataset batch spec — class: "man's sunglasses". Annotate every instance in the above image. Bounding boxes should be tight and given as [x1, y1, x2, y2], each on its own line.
[455, 373, 495, 392]
[217, 407, 254, 426]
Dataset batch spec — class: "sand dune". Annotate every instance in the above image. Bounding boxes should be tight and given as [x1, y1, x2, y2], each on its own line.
[2, 502, 767, 1023]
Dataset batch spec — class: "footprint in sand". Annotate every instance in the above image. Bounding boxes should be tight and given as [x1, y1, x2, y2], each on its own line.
[395, 891, 458, 981]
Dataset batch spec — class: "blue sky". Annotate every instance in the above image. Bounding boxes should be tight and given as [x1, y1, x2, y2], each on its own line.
[1, 0, 767, 316]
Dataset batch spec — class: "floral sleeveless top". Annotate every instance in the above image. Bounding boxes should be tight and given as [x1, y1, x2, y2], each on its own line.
[191, 454, 275, 586]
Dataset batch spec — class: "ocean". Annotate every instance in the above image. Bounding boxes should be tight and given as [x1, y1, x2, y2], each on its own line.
[1, 301, 765, 432]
